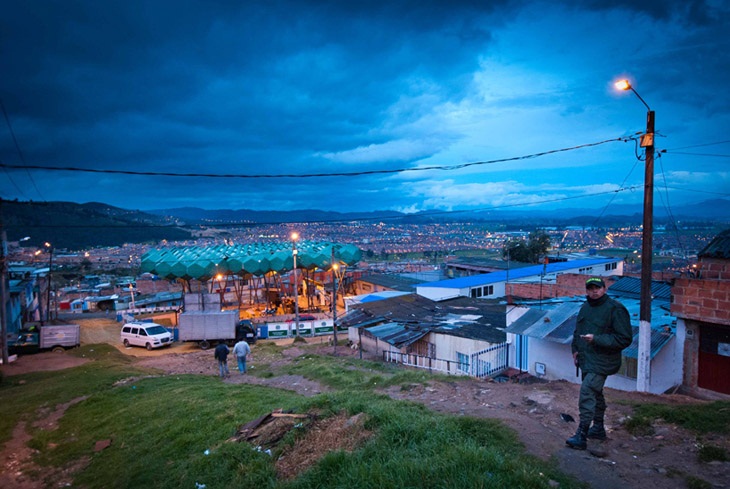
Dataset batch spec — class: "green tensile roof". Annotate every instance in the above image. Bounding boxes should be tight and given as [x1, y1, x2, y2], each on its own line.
[139, 241, 362, 281]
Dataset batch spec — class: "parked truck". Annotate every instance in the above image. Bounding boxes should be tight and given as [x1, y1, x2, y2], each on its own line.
[177, 311, 256, 349]
[9, 324, 81, 354]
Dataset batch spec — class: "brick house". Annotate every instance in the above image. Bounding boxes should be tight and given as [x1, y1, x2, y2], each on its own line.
[671, 229, 730, 397]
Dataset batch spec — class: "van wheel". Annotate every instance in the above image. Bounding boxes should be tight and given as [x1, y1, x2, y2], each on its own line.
[123, 339, 130, 347]
[145, 343, 153, 351]
[199, 340, 210, 350]
[51, 346, 65, 353]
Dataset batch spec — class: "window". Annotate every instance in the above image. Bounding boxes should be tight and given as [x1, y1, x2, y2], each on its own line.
[470, 288, 482, 298]
[617, 355, 637, 378]
[483, 285, 494, 296]
[456, 352, 469, 373]
[605, 262, 617, 271]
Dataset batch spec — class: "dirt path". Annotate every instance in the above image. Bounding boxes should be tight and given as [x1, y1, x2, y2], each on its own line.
[2, 317, 729, 488]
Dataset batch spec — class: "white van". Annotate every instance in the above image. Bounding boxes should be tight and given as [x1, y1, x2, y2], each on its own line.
[121, 322, 174, 350]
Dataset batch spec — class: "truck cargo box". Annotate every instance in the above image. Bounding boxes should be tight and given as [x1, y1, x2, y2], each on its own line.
[178, 311, 237, 342]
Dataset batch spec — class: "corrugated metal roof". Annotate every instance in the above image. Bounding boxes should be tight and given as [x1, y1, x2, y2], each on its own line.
[365, 322, 429, 348]
[507, 296, 676, 356]
[622, 326, 675, 359]
[699, 229, 730, 259]
[419, 258, 619, 289]
[358, 273, 426, 291]
[341, 294, 506, 344]
[505, 303, 580, 344]
[609, 276, 671, 301]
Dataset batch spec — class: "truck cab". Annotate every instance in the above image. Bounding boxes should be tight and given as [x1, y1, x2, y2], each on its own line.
[236, 320, 257, 344]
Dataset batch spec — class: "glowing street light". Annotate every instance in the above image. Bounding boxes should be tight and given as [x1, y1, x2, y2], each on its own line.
[615, 77, 655, 392]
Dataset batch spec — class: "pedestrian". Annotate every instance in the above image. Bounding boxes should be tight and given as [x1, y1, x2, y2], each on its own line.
[214, 342, 231, 378]
[566, 276, 632, 450]
[232, 339, 252, 373]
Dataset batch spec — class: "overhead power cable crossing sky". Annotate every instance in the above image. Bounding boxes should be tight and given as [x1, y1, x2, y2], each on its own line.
[0, 137, 632, 179]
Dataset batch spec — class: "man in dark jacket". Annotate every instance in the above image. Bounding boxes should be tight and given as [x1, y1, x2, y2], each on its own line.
[567, 277, 632, 450]
[214, 342, 231, 378]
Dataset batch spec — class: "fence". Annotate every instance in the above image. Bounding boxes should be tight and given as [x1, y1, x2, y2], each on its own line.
[470, 342, 509, 378]
[382, 342, 509, 378]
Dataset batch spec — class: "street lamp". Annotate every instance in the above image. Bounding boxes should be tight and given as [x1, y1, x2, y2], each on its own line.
[291, 232, 300, 338]
[129, 284, 135, 311]
[615, 78, 655, 392]
[44, 242, 53, 325]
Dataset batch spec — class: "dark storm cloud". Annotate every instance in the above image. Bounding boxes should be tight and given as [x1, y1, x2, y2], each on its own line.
[1, 1, 728, 212]
[1, 0, 502, 171]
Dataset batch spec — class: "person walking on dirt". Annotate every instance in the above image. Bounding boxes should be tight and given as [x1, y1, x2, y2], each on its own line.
[567, 277, 632, 450]
[232, 339, 252, 374]
[214, 342, 231, 378]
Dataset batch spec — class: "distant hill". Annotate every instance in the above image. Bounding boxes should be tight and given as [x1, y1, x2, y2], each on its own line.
[145, 207, 404, 224]
[1, 198, 727, 250]
[150, 198, 730, 226]
[0, 201, 192, 250]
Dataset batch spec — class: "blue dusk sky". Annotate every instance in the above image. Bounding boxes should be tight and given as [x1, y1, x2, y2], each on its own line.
[1, 0, 729, 215]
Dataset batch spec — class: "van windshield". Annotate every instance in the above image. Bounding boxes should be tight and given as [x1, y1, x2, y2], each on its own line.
[145, 325, 168, 335]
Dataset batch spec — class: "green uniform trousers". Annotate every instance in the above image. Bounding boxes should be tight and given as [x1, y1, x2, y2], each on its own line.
[579, 372, 607, 425]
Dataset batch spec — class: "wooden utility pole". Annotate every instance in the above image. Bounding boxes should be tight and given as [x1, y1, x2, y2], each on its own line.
[1, 220, 8, 365]
[637, 109, 655, 392]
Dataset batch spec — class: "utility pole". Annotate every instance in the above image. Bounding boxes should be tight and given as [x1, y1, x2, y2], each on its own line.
[291, 232, 300, 338]
[0, 211, 8, 365]
[637, 108, 655, 392]
[46, 243, 53, 324]
[331, 247, 338, 356]
[615, 79, 654, 392]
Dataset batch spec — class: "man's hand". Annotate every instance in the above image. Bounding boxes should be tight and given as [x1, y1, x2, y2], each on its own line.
[580, 334, 594, 343]
[573, 352, 579, 366]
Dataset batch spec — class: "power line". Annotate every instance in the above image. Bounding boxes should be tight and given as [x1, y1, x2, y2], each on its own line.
[665, 140, 730, 151]
[0, 98, 44, 200]
[665, 151, 730, 158]
[0, 136, 631, 179]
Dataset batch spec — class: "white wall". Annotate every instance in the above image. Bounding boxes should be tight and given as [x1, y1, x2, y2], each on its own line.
[429, 332, 492, 361]
[415, 285, 464, 301]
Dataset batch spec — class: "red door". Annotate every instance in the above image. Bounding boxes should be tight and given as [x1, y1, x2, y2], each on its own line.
[698, 322, 730, 395]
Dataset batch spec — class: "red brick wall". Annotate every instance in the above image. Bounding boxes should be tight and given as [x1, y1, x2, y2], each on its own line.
[671, 277, 730, 326]
[699, 258, 730, 281]
[506, 274, 617, 301]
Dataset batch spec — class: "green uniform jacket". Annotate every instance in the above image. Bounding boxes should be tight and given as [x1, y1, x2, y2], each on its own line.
[572, 294, 633, 376]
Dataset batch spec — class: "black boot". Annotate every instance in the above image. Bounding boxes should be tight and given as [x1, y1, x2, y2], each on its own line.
[587, 421, 607, 440]
[566, 423, 589, 450]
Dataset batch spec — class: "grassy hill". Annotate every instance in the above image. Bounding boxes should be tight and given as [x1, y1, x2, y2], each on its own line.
[0, 200, 192, 250]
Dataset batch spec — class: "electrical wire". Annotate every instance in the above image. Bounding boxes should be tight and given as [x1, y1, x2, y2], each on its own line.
[0, 98, 44, 200]
[0, 136, 632, 179]
[664, 152, 730, 158]
[656, 152, 687, 259]
[665, 140, 730, 151]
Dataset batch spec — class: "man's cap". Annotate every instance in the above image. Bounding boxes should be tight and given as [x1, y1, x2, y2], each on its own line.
[585, 277, 606, 288]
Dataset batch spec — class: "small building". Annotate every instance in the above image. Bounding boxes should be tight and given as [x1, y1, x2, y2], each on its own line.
[342, 294, 507, 377]
[417, 257, 623, 302]
[671, 228, 730, 398]
[505, 277, 678, 395]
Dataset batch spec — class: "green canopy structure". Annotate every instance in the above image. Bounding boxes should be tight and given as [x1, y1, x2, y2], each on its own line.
[139, 241, 362, 281]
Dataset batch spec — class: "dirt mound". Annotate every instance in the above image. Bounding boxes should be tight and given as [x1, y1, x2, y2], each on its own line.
[231, 410, 372, 480]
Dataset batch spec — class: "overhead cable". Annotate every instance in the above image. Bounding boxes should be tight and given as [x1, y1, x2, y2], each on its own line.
[0, 136, 632, 179]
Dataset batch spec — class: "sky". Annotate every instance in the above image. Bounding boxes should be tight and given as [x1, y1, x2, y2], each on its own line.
[1, 0, 729, 216]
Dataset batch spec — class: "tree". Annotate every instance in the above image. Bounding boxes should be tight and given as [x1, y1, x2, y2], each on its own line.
[502, 230, 551, 264]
